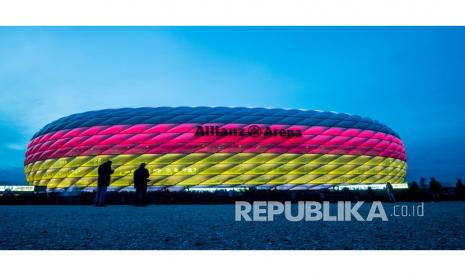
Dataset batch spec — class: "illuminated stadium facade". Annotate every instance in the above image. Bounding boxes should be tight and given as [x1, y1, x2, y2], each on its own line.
[24, 107, 407, 192]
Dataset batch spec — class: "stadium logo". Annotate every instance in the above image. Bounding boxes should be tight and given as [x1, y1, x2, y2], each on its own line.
[195, 125, 303, 137]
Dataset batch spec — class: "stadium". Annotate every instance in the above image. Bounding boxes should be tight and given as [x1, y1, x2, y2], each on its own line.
[24, 107, 407, 192]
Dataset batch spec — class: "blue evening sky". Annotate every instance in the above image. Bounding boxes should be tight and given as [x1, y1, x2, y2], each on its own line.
[0, 27, 464, 185]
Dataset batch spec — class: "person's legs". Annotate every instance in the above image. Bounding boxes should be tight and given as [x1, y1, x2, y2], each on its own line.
[138, 188, 145, 206]
[134, 188, 140, 206]
[103, 186, 108, 205]
[390, 192, 396, 202]
[98, 186, 108, 206]
[94, 187, 101, 206]
[140, 188, 147, 206]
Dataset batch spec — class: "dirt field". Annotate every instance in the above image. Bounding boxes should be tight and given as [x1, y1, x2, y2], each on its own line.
[1, 202, 464, 249]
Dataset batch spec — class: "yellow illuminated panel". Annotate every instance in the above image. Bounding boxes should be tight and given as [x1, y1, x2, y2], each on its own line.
[25, 153, 407, 188]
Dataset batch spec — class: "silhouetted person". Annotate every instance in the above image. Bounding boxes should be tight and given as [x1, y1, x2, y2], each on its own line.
[134, 163, 150, 206]
[366, 187, 375, 201]
[409, 181, 420, 199]
[420, 178, 427, 191]
[429, 177, 442, 201]
[386, 182, 396, 202]
[341, 187, 351, 201]
[94, 160, 114, 207]
[456, 178, 465, 200]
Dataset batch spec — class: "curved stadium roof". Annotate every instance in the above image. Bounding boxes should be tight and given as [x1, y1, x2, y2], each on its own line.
[33, 107, 399, 138]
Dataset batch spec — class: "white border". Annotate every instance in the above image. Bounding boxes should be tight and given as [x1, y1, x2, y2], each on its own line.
[0, 0, 464, 25]
[1, 0, 465, 274]
[1, 251, 464, 276]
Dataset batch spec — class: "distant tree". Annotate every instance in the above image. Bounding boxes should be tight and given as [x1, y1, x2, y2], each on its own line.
[409, 181, 420, 192]
[429, 177, 442, 201]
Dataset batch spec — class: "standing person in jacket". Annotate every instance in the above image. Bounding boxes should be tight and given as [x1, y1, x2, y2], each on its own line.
[134, 163, 150, 206]
[94, 160, 114, 207]
[386, 182, 396, 202]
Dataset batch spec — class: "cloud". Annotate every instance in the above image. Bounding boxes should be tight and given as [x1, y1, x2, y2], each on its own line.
[5, 143, 25, 151]
[0, 28, 296, 137]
